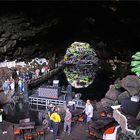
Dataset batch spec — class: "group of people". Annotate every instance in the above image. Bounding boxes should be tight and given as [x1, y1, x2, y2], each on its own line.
[46, 99, 94, 140]
[16, 65, 50, 81]
[46, 104, 72, 140]
[31, 65, 50, 79]
[2, 76, 26, 96]
[2, 77, 15, 96]
[16, 65, 50, 94]
[2, 62, 51, 96]
[30, 65, 49, 79]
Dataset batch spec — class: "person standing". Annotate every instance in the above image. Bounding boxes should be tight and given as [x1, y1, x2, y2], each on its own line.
[18, 78, 24, 94]
[84, 99, 93, 123]
[50, 108, 61, 140]
[10, 77, 15, 92]
[63, 107, 72, 135]
[0, 108, 3, 122]
[3, 79, 11, 96]
[0, 108, 7, 134]
[66, 84, 72, 95]
[47, 104, 55, 131]
[41, 66, 45, 75]
[35, 68, 40, 78]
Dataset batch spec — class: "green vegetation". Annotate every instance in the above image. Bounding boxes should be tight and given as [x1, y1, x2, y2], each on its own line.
[64, 42, 96, 88]
[130, 52, 140, 76]
[64, 42, 92, 60]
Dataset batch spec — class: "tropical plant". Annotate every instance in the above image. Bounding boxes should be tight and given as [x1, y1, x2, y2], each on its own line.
[130, 52, 140, 76]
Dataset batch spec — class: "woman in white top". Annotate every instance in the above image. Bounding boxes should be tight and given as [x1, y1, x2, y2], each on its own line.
[84, 99, 93, 123]
[10, 77, 15, 92]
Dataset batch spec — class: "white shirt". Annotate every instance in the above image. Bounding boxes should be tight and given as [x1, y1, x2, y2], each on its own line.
[10, 81, 15, 91]
[41, 67, 45, 73]
[85, 104, 93, 117]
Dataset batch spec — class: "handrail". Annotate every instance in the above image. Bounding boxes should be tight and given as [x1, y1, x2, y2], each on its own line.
[29, 96, 66, 108]
[27, 65, 64, 87]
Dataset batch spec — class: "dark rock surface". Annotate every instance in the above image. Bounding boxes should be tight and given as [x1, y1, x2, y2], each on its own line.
[0, 2, 139, 77]
[98, 75, 140, 109]
[105, 85, 121, 101]
[120, 75, 140, 96]
[0, 9, 58, 61]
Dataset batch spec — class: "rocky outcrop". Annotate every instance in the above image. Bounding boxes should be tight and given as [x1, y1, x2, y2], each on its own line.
[101, 98, 114, 108]
[98, 75, 140, 108]
[120, 75, 140, 96]
[0, 12, 59, 61]
[105, 85, 121, 100]
[117, 91, 130, 103]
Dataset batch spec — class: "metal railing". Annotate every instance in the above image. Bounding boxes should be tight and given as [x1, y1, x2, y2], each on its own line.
[29, 95, 66, 110]
[72, 99, 85, 109]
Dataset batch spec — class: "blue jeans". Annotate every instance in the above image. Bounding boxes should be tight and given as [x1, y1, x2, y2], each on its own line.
[48, 119, 52, 130]
[64, 122, 71, 134]
[52, 122, 59, 140]
[86, 117, 92, 123]
[4, 90, 9, 95]
[19, 86, 23, 93]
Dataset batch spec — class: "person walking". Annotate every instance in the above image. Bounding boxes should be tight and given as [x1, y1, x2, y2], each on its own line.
[50, 108, 61, 140]
[83, 99, 93, 123]
[63, 107, 72, 135]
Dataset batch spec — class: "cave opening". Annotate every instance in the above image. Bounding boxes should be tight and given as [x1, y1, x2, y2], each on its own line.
[63, 41, 99, 89]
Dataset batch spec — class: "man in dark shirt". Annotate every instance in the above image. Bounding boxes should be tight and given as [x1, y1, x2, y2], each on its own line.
[66, 84, 72, 95]
[48, 104, 55, 131]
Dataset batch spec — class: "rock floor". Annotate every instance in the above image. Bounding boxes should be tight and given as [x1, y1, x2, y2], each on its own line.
[0, 121, 103, 140]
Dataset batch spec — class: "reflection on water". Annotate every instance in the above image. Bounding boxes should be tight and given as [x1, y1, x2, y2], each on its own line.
[64, 65, 97, 88]
[3, 98, 46, 125]
[3, 79, 57, 125]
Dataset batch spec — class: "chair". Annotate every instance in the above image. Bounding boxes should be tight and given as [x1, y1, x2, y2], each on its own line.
[14, 129, 21, 135]
[103, 125, 121, 140]
[24, 132, 34, 140]
[77, 115, 85, 125]
[36, 130, 45, 137]
[13, 125, 22, 139]
[36, 127, 45, 139]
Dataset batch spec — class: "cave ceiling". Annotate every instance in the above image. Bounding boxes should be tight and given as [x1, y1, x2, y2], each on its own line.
[0, 1, 139, 63]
